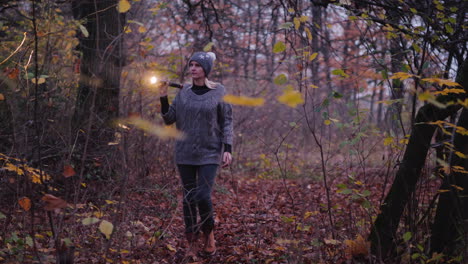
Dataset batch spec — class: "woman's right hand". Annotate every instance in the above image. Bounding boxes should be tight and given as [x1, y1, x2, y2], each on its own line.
[158, 81, 169, 97]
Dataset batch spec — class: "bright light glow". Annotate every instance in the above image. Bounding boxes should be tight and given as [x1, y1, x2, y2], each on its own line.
[150, 76, 158, 84]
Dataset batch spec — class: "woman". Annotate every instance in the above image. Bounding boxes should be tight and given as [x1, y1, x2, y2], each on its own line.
[159, 51, 233, 258]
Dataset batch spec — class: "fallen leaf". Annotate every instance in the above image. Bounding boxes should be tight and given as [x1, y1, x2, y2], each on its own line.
[99, 220, 114, 239]
[62, 165, 76, 178]
[166, 244, 176, 252]
[82, 217, 100, 225]
[19, 197, 31, 211]
[31, 77, 46, 84]
[117, 0, 131, 13]
[7, 68, 19, 79]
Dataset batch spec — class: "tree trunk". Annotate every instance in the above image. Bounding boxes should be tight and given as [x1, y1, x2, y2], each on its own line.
[0, 82, 14, 153]
[72, 0, 126, 146]
[430, 107, 468, 257]
[369, 57, 468, 259]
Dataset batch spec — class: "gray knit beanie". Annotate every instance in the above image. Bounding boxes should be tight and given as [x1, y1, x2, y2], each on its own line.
[189, 51, 216, 76]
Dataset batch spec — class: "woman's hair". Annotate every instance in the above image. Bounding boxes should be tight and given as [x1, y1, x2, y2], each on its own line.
[205, 78, 218, 89]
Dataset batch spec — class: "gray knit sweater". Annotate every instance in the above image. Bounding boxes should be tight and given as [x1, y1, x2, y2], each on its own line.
[162, 83, 233, 165]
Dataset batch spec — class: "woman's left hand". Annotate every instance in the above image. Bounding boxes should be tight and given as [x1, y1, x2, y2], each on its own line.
[222, 152, 232, 168]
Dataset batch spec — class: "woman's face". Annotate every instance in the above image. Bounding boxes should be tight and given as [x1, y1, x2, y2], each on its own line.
[189, 61, 205, 80]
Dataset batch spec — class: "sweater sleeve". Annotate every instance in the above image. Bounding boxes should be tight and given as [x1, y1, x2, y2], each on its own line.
[161, 93, 178, 125]
[219, 101, 234, 145]
[160, 96, 170, 114]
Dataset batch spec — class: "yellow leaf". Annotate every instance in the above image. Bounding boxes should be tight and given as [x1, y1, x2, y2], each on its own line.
[124, 27, 132, 33]
[423, 77, 461, 87]
[324, 119, 331, 125]
[304, 211, 318, 219]
[324, 238, 341, 245]
[99, 220, 114, 239]
[309, 52, 318, 61]
[433, 88, 465, 95]
[294, 17, 300, 30]
[117, 0, 131, 13]
[418, 91, 435, 101]
[390, 72, 414, 81]
[166, 244, 176, 252]
[121, 117, 184, 140]
[309, 84, 319, 88]
[455, 151, 467, 158]
[19, 197, 31, 211]
[82, 217, 100, 225]
[0, 94, 4, 100]
[273, 41, 286, 53]
[4, 163, 24, 175]
[451, 184, 464, 191]
[31, 77, 46, 84]
[223, 94, 265, 106]
[344, 235, 369, 258]
[304, 27, 312, 41]
[138, 26, 147, 33]
[203, 42, 214, 51]
[383, 137, 394, 146]
[300, 15, 308, 22]
[277, 90, 304, 108]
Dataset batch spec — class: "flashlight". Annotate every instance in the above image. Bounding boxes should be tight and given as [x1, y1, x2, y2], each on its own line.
[150, 76, 158, 84]
[149, 76, 183, 89]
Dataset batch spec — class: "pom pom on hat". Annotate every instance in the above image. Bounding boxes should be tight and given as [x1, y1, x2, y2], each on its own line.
[189, 51, 216, 76]
[207, 52, 216, 62]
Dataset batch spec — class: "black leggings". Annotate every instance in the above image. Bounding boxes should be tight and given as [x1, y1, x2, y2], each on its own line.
[177, 164, 218, 234]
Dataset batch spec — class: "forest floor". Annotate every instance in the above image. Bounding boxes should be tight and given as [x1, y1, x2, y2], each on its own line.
[1, 167, 439, 263]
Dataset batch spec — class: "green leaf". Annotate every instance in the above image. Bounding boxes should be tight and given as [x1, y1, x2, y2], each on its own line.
[0, 212, 6, 219]
[99, 220, 114, 239]
[332, 91, 343, 99]
[403, 232, 412, 242]
[62, 238, 73, 246]
[336, 183, 347, 189]
[331, 69, 349, 78]
[361, 190, 371, 197]
[274, 74, 288, 85]
[273, 41, 286, 53]
[279, 22, 293, 29]
[360, 200, 371, 209]
[411, 253, 420, 260]
[82, 217, 100, 225]
[338, 189, 352, 195]
[445, 24, 454, 34]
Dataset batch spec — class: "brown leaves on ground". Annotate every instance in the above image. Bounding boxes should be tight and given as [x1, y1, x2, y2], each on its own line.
[0, 168, 440, 263]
